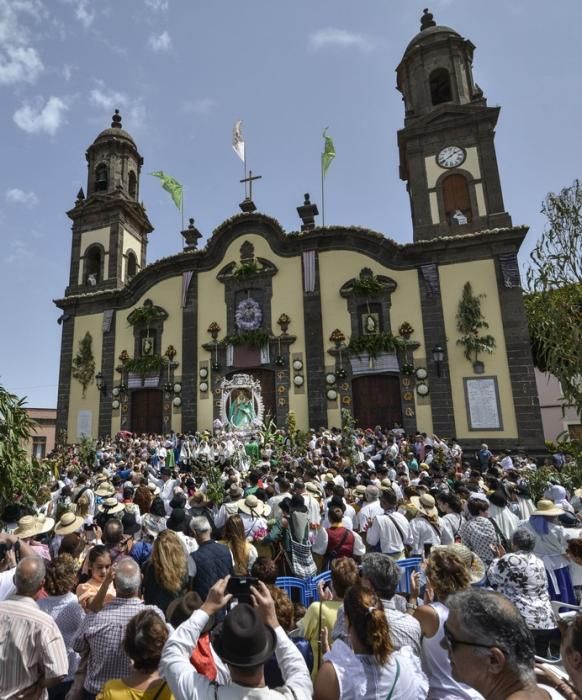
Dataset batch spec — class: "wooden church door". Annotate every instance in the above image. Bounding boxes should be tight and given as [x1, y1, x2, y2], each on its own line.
[131, 389, 163, 435]
[352, 375, 402, 431]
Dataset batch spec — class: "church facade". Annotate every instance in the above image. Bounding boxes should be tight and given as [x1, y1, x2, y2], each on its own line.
[55, 11, 544, 451]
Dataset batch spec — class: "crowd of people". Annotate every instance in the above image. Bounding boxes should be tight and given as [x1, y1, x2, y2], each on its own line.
[1, 425, 582, 700]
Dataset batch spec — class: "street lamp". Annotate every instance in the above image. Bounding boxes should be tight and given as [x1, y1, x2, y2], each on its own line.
[432, 344, 445, 378]
[95, 371, 107, 395]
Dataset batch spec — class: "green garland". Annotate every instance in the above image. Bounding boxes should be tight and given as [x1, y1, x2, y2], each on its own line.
[127, 303, 168, 328]
[456, 282, 496, 361]
[224, 329, 270, 348]
[348, 332, 405, 359]
[232, 261, 259, 279]
[125, 355, 167, 378]
[72, 332, 96, 397]
[351, 275, 383, 297]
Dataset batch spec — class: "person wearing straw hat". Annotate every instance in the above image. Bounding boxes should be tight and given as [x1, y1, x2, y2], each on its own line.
[521, 499, 576, 605]
[13, 514, 54, 561]
[237, 495, 270, 542]
[409, 494, 443, 556]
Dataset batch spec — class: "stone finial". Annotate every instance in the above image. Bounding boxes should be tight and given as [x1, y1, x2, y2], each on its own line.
[111, 109, 122, 128]
[297, 192, 319, 231]
[181, 217, 202, 249]
[420, 8, 436, 31]
[76, 187, 85, 202]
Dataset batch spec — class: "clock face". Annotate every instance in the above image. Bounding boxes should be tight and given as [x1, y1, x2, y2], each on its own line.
[437, 146, 465, 169]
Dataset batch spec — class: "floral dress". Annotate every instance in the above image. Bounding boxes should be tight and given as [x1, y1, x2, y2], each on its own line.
[487, 551, 555, 630]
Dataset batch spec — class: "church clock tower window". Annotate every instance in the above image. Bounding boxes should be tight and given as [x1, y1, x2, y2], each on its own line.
[429, 68, 452, 105]
[442, 174, 472, 225]
[95, 164, 108, 192]
[128, 170, 137, 198]
[84, 245, 103, 286]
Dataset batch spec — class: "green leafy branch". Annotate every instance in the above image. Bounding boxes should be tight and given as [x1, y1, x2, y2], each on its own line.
[347, 332, 405, 359]
[232, 261, 259, 279]
[455, 282, 496, 362]
[224, 329, 270, 348]
[72, 332, 96, 397]
[125, 354, 167, 378]
[350, 275, 383, 297]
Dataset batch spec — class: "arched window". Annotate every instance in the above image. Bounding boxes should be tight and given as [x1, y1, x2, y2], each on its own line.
[442, 174, 472, 225]
[430, 68, 452, 105]
[128, 171, 137, 198]
[84, 246, 102, 286]
[127, 251, 138, 280]
[95, 164, 108, 192]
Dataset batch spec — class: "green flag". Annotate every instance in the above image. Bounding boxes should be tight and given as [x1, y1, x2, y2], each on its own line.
[321, 128, 336, 176]
[150, 171, 183, 210]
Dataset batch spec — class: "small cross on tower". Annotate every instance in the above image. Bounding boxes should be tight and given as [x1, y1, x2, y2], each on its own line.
[239, 170, 262, 213]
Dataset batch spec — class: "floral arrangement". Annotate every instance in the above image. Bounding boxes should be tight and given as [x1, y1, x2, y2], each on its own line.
[401, 362, 415, 375]
[351, 275, 383, 297]
[277, 313, 291, 333]
[164, 345, 177, 360]
[207, 321, 221, 339]
[348, 332, 405, 359]
[125, 355, 167, 378]
[252, 527, 268, 542]
[224, 329, 270, 349]
[398, 321, 415, 338]
[275, 355, 286, 367]
[232, 260, 259, 279]
[235, 297, 262, 331]
[329, 329, 346, 346]
[118, 350, 130, 364]
[336, 367, 347, 380]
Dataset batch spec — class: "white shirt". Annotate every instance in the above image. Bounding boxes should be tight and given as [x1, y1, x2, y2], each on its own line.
[357, 500, 384, 532]
[0, 569, 15, 602]
[366, 511, 412, 554]
[160, 610, 313, 700]
[312, 527, 366, 557]
[410, 516, 443, 555]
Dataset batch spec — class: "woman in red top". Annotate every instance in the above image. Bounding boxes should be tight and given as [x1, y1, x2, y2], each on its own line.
[314, 506, 365, 569]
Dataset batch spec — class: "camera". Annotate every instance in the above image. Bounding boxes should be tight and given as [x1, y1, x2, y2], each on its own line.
[0, 541, 13, 559]
[226, 576, 258, 605]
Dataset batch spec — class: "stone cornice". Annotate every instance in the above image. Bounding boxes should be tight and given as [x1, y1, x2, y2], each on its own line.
[54, 212, 528, 312]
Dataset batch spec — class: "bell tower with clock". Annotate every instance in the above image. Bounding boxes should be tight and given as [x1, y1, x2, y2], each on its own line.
[397, 9, 512, 242]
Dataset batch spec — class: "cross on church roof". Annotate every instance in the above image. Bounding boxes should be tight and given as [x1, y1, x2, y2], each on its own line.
[239, 170, 262, 213]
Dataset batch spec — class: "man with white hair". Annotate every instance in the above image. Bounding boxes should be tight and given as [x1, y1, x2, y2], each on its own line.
[357, 485, 384, 533]
[0, 556, 68, 699]
[73, 556, 164, 699]
[189, 516, 233, 602]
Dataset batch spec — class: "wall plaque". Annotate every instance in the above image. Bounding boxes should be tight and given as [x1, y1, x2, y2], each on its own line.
[464, 377, 503, 431]
[76, 410, 92, 438]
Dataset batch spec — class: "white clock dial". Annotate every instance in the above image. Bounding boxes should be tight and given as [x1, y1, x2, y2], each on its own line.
[436, 146, 465, 169]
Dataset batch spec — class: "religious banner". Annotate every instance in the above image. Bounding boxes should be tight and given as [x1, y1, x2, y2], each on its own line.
[302, 250, 316, 293]
[181, 271, 193, 307]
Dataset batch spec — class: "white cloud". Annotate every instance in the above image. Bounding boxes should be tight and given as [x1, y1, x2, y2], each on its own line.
[5, 239, 33, 265]
[0, 0, 45, 85]
[145, 0, 169, 10]
[149, 30, 171, 52]
[5, 188, 38, 206]
[13, 96, 68, 135]
[62, 63, 73, 81]
[90, 82, 128, 110]
[61, 0, 94, 28]
[309, 27, 376, 52]
[183, 97, 216, 115]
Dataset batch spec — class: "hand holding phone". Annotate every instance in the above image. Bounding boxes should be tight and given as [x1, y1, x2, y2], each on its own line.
[226, 576, 258, 605]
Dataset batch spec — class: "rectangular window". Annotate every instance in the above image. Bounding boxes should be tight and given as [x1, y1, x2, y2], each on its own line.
[32, 436, 47, 460]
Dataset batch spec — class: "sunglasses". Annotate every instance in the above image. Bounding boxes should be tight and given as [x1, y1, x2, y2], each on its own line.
[443, 623, 497, 652]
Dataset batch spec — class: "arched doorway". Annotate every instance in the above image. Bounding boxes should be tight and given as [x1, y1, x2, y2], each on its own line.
[352, 375, 402, 431]
[131, 389, 163, 435]
[226, 369, 276, 424]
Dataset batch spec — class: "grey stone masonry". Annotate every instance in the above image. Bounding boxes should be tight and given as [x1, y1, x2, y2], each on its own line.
[302, 250, 327, 429]
[181, 273, 198, 432]
[98, 310, 116, 439]
[56, 316, 75, 439]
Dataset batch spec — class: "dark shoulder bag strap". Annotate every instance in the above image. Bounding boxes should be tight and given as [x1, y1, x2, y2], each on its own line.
[386, 513, 405, 547]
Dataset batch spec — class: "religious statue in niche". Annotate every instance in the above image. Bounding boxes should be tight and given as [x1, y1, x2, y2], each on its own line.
[142, 337, 154, 355]
[235, 297, 262, 331]
[220, 373, 264, 433]
[363, 312, 380, 335]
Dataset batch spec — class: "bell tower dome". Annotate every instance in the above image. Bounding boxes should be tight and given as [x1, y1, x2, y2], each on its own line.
[397, 9, 512, 241]
[65, 110, 153, 295]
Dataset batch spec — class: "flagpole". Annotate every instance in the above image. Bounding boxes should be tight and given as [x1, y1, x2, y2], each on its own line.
[321, 155, 325, 227]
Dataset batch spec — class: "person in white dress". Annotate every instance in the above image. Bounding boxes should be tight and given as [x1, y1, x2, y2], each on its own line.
[315, 583, 428, 700]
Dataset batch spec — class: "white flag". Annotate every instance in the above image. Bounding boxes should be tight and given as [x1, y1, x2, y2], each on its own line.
[232, 119, 245, 162]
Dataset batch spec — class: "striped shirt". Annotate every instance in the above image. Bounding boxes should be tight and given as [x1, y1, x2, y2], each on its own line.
[73, 597, 164, 694]
[0, 595, 68, 699]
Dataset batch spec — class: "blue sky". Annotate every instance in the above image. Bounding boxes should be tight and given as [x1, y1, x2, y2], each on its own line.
[1, 0, 581, 408]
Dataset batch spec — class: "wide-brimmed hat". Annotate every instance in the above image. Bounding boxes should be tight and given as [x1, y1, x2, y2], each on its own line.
[98, 497, 124, 514]
[147, 483, 161, 496]
[417, 493, 438, 518]
[94, 474, 109, 484]
[167, 508, 191, 534]
[305, 482, 322, 498]
[228, 485, 244, 500]
[95, 482, 115, 497]
[433, 544, 486, 585]
[238, 495, 270, 517]
[14, 515, 41, 539]
[533, 499, 563, 517]
[54, 511, 84, 535]
[214, 603, 276, 667]
[355, 485, 367, 496]
[34, 514, 55, 535]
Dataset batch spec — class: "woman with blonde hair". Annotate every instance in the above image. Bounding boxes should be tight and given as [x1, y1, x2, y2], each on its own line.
[222, 514, 258, 575]
[315, 584, 427, 700]
[408, 547, 482, 699]
[142, 529, 189, 614]
[75, 493, 93, 527]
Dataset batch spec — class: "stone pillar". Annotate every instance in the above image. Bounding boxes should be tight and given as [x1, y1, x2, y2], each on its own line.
[302, 250, 327, 428]
[181, 273, 198, 432]
[98, 311, 116, 439]
[56, 315, 75, 439]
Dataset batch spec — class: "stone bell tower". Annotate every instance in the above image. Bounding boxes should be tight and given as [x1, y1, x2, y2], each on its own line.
[397, 9, 512, 241]
[65, 110, 153, 295]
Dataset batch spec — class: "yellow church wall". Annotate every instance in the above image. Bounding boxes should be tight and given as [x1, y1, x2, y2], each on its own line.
[425, 145, 481, 189]
[429, 192, 439, 225]
[439, 259, 518, 439]
[474, 182, 486, 217]
[68, 313, 103, 440]
[318, 250, 432, 432]
[78, 226, 111, 284]
[196, 233, 310, 429]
